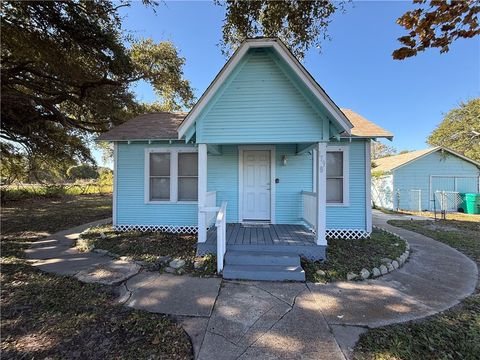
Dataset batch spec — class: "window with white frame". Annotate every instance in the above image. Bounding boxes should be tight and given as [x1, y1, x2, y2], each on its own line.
[178, 153, 198, 201]
[326, 147, 349, 205]
[149, 153, 171, 201]
[146, 148, 198, 203]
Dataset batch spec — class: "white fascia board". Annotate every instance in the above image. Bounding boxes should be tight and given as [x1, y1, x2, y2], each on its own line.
[178, 38, 352, 139]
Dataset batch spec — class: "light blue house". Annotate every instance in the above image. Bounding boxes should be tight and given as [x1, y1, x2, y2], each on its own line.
[372, 147, 480, 212]
[98, 38, 393, 280]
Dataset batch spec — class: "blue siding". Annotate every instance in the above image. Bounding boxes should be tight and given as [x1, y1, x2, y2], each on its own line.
[116, 142, 198, 226]
[115, 140, 368, 231]
[393, 150, 480, 211]
[208, 145, 239, 222]
[209, 141, 366, 228]
[326, 140, 366, 229]
[196, 48, 329, 144]
[275, 144, 313, 223]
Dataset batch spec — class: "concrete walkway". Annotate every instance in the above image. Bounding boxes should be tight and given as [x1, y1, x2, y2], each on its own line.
[25, 213, 478, 360]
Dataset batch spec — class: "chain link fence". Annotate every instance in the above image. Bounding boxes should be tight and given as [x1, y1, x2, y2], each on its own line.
[394, 189, 424, 212]
[394, 189, 463, 214]
[433, 190, 462, 213]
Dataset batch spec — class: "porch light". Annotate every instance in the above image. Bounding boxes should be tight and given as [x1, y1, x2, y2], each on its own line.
[282, 155, 287, 166]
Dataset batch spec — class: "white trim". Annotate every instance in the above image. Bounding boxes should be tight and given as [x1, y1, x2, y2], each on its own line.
[113, 142, 118, 226]
[198, 144, 208, 243]
[312, 149, 317, 193]
[326, 145, 350, 207]
[326, 229, 371, 240]
[365, 140, 372, 233]
[316, 142, 327, 245]
[238, 145, 276, 223]
[115, 224, 198, 234]
[144, 147, 198, 204]
[177, 38, 352, 139]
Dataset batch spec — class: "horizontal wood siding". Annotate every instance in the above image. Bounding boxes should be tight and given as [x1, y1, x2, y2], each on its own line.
[116, 142, 198, 226]
[196, 48, 327, 144]
[275, 144, 313, 224]
[393, 151, 480, 211]
[115, 141, 368, 230]
[207, 145, 239, 222]
[326, 140, 367, 229]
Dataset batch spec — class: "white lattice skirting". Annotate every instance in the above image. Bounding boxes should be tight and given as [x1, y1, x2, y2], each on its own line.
[114, 224, 370, 239]
[114, 224, 198, 234]
[326, 229, 371, 240]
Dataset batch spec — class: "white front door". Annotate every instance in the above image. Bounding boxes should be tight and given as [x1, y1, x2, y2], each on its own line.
[242, 150, 271, 221]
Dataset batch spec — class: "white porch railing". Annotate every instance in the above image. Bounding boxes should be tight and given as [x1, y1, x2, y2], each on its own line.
[205, 191, 217, 227]
[215, 201, 227, 273]
[301, 191, 317, 230]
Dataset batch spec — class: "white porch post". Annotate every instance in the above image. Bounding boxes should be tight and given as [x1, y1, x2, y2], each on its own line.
[365, 140, 372, 233]
[316, 142, 327, 245]
[198, 144, 208, 243]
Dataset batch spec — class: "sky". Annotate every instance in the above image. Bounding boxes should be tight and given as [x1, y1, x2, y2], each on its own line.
[94, 0, 479, 165]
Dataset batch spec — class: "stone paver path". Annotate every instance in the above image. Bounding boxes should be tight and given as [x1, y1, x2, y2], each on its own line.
[25, 212, 478, 360]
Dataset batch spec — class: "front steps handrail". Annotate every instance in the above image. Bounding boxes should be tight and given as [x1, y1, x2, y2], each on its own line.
[215, 201, 227, 273]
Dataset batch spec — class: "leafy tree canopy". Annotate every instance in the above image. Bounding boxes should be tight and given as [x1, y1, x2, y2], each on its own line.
[1, 0, 194, 168]
[0, 143, 75, 184]
[393, 0, 480, 59]
[66, 164, 99, 181]
[216, 0, 342, 58]
[216, 0, 479, 59]
[371, 141, 397, 160]
[427, 98, 480, 163]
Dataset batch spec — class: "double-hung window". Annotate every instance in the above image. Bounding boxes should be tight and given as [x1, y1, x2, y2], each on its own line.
[326, 146, 349, 206]
[146, 148, 198, 203]
[177, 153, 198, 201]
[149, 152, 171, 201]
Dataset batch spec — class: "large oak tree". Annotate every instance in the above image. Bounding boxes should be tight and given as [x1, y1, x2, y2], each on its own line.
[1, 1, 194, 169]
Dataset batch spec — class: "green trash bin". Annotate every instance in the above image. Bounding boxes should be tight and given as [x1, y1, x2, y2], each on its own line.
[459, 193, 480, 214]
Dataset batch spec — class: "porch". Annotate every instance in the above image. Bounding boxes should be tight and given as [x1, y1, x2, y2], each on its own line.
[196, 223, 325, 260]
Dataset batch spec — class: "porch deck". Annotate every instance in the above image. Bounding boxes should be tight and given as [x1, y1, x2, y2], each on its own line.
[197, 223, 325, 260]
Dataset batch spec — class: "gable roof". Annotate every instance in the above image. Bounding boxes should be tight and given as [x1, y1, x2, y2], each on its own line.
[340, 109, 393, 139]
[373, 146, 480, 173]
[96, 112, 186, 141]
[177, 38, 354, 139]
[96, 108, 392, 142]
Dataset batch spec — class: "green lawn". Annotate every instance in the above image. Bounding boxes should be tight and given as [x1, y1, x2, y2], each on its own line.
[1, 195, 193, 359]
[354, 219, 480, 360]
[302, 228, 406, 282]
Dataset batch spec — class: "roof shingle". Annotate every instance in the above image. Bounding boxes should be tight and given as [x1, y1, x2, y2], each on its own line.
[340, 109, 393, 139]
[373, 148, 434, 173]
[96, 112, 187, 141]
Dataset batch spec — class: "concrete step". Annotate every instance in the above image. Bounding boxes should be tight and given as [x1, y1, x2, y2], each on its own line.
[225, 251, 300, 266]
[223, 264, 305, 281]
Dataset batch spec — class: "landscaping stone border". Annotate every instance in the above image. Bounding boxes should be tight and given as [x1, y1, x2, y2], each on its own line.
[78, 225, 411, 282]
[77, 228, 213, 275]
[345, 226, 410, 282]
